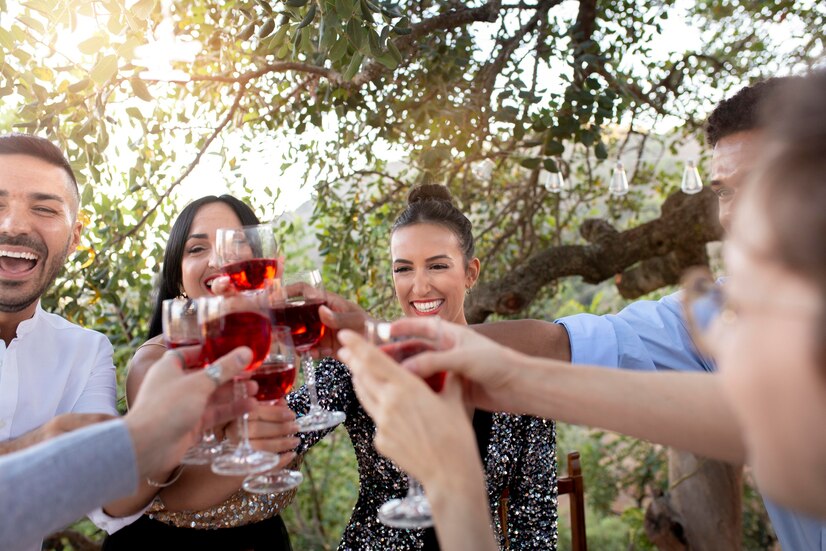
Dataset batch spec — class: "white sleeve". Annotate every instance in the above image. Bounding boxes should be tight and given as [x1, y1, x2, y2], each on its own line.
[86, 505, 146, 534]
[71, 333, 118, 416]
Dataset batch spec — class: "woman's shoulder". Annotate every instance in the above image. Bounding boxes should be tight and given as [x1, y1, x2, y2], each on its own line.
[125, 336, 168, 406]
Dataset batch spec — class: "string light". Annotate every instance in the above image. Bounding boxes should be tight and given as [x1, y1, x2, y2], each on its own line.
[134, 0, 201, 82]
[542, 169, 566, 193]
[680, 160, 704, 195]
[608, 160, 629, 196]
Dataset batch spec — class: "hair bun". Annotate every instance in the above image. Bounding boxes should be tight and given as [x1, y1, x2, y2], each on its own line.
[407, 184, 454, 206]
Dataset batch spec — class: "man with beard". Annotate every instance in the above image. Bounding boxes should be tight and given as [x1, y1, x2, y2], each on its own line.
[0, 134, 116, 454]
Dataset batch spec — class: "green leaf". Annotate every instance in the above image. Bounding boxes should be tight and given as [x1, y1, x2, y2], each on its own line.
[77, 36, 107, 55]
[543, 139, 564, 156]
[343, 52, 363, 80]
[238, 21, 257, 41]
[374, 51, 398, 70]
[258, 18, 275, 38]
[286, 0, 309, 7]
[297, 4, 317, 29]
[129, 78, 152, 102]
[594, 141, 608, 160]
[329, 35, 349, 61]
[132, 0, 155, 20]
[387, 40, 401, 63]
[336, 0, 354, 20]
[367, 27, 381, 56]
[543, 158, 559, 172]
[90, 55, 118, 86]
[68, 78, 92, 94]
[520, 157, 541, 169]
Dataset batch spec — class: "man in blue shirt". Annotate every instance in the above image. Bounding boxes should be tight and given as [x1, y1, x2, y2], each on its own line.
[472, 77, 825, 550]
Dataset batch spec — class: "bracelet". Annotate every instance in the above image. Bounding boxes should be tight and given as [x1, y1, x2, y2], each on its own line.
[146, 465, 185, 488]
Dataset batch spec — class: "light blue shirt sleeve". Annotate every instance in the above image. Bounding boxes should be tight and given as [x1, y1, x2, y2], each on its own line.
[556, 290, 715, 373]
[0, 419, 139, 551]
[763, 499, 826, 551]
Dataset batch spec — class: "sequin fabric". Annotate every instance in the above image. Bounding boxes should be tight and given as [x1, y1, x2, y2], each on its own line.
[146, 486, 298, 530]
[288, 357, 559, 550]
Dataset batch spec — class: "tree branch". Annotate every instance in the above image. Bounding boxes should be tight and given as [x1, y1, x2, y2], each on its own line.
[465, 188, 723, 322]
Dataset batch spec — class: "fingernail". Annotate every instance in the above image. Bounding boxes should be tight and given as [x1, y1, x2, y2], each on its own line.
[235, 347, 252, 365]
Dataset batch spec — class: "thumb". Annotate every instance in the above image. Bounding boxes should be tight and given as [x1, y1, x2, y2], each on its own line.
[198, 346, 253, 389]
[320, 305, 365, 331]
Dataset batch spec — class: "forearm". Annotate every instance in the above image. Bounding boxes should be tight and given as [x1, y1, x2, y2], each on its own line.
[425, 460, 497, 551]
[473, 320, 571, 362]
[158, 465, 244, 511]
[0, 427, 48, 455]
[0, 420, 138, 551]
[511, 356, 746, 464]
[103, 478, 164, 518]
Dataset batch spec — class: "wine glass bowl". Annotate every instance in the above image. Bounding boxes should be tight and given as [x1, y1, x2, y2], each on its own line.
[215, 223, 283, 292]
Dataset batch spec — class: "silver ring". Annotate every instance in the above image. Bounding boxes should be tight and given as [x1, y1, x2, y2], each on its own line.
[205, 361, 223, 386]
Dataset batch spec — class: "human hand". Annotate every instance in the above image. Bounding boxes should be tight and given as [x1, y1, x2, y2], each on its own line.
[337, 330, 480, 486]
[227, 400, 300, 465]
[125, 346, 257, 478]
[388, 317, 524, 413]
[316, 289, 368, 357]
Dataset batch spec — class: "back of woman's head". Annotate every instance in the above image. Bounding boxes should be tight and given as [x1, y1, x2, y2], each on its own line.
[392, 184, 475, 265]
[147, 195, 260, 338]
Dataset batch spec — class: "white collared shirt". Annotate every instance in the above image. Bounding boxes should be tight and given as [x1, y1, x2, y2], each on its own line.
[0, 303, 117, 440]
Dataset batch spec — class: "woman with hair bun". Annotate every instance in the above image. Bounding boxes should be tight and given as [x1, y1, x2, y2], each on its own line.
[284, 184, 559, 549]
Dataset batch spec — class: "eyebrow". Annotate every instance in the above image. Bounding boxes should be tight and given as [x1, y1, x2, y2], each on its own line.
[0, 190, 66, 203]
[187, 233, 208, 241]
[393, 255, 453, 264]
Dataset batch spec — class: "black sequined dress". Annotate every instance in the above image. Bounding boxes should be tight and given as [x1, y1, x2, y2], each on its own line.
[287, 358, 558, 550]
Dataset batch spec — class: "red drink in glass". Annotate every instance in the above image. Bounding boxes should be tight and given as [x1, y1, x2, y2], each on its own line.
[223, 258, 282, 291]
[270, 298, 327, 350]
[252, 361, 297, 402]
[166, 338, 206, 369]
[379, 340, 446, 392]
[202, 312, 272, 371]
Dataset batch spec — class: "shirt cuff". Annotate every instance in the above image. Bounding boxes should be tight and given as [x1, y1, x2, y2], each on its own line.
[87, 506, 145, 535]
[555, 314, 621, 367]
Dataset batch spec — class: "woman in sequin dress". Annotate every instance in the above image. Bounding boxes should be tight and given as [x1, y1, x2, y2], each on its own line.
[100, 195, 299, 550]
[287, 185, 558, 550]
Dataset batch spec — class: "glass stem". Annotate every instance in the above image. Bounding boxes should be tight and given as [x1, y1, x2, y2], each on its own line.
[234, 379, 253, 453]
[202, 427, 217, 445]
[304, 352, 322, 410]
[407, 476, 425, 498]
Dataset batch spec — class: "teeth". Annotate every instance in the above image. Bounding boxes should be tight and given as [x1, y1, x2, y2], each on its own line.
[412, 300, 443, 313]
[0, 250, 37, 260]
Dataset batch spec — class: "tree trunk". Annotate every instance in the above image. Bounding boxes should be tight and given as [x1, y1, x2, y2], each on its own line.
[645, 450, 742, 550]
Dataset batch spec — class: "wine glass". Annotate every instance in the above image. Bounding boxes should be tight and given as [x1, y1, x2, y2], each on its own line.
[162, 298, 221, 464]
[271, 269, 346, 432]
[365, 319, 445, 529]
[243, 325, 304, 494]
[215, 223, 282, 292]
[199, 292, 281, 476]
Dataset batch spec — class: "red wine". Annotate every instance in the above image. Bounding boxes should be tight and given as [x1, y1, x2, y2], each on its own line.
[202, 312, 272, 371]
[269, 298, 327, 351]
[379, 340, 446, 393]
[252, 361, 297, 402]
[165, 338, 206, 369]
[224, 258, 282, 291]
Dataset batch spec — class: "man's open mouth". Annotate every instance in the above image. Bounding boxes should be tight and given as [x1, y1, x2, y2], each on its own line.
[0, 249, 39, 276]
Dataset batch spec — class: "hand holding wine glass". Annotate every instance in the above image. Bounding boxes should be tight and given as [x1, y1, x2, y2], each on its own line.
[338, 325, 481, 530]
[215, 223, 283, 292]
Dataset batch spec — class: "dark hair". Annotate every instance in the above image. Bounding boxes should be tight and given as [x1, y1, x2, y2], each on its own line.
[147, 195, 261, 338]
[0, 133, 79, 204]
[755, 70, 826, 363]
[392, 184, 475, 265]
[705, 77, 800, 147]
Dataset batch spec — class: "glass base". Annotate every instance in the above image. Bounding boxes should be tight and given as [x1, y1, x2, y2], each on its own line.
[296, 408, 346, 433]
[378, 495, 434, 529]
[211, 449, 280, 477]
[180, 441, 222, 465]
[243, 469, 304, 494]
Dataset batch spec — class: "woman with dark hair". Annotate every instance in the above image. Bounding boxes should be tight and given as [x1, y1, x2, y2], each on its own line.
[284, 185, 558, 549]
[100, 195, 298, 550]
